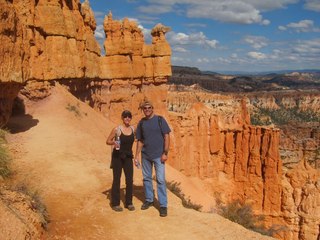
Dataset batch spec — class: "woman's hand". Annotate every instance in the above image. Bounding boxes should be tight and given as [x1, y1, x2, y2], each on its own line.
[134, 158, 141, 169]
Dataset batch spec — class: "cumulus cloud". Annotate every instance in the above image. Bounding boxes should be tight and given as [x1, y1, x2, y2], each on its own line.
[243, 35, 269, 49]
[304, 0, 320, 12]
[167, 31, 218, 49]
[173, 46, 189, 52]
[279, 20, 320, 33]
[137, 4, 172, 14]
[268, 39, 320, 63]
[247, 51, 267, 59]
[94, 24, 105, 41]
[292, 38, 320, 56]
[185, 23, 207, 28]
[197, 58, 210, 63]
[139, 0, 299, 25]
[172, 56, 191, 63]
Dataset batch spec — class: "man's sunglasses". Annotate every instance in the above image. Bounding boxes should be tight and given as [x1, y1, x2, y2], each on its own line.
[143, 106, 152, 110]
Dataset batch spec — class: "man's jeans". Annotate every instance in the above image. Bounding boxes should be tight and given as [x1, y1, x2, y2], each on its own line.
[142, 157, 167, 207]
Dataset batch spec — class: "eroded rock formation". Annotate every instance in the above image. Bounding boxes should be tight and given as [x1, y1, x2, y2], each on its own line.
[0, 0, 172, 126]
[167, 88, 320, 240]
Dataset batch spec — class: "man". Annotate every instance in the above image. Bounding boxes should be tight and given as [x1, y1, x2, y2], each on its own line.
[134, 100, 171, 217]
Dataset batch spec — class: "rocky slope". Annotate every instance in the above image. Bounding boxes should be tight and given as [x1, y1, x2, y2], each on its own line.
[1, 84, 275, 240]
[167, 80, 320, 240]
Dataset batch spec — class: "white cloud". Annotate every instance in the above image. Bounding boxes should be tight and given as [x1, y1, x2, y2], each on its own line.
[94, 24, 105, 41]
[279, 20, 320, 33]
[261, 19, 270, 25]
[278, 25, 287, 31]
[304, 0, 320, 12]
[173, 46, 189, 52]
[187, 2, 264, 24]
[140, 0, 299, 25]
[197, 58, 210, 63]
[292, 39, 320, 55]
[243, 35, 269, 49]
[137, 4, 172, 14]
[185, 23, 207, 28]
[231, 53, 238, 58]
[172, 56, 191, 63]
[167, 31, 218, 49]
[247, 51, 267, 59]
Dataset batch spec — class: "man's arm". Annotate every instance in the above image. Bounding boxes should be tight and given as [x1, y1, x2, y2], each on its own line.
[161, 133, 170, 162]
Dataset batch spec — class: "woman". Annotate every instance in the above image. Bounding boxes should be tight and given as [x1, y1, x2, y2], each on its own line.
[106, 110, 135, 211]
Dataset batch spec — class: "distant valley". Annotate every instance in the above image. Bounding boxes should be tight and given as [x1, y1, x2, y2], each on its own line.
[169, 66, 320, 93]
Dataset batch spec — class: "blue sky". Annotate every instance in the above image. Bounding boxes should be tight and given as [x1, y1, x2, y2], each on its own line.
[87, 0, 320, 73]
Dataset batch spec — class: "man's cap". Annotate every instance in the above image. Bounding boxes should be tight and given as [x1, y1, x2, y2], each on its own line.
[139, 100, 153, 109]
[121, 110, 132, 118]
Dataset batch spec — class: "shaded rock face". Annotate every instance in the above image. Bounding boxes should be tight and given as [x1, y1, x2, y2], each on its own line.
[0, 83, 21, 127]
[167, 89, 320, 240]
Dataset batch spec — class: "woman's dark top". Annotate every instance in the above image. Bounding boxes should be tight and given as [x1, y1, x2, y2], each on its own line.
[113, 127, 134, 159]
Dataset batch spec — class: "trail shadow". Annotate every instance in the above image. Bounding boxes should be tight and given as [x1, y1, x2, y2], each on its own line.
[5, 97, 39, 133]
[102, 184, 160, 209]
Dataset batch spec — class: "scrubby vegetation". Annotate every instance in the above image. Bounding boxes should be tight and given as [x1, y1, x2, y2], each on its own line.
[216, 199, 285, 237]
[14, 184, 50, 229]
[251, 107, 320, 126]
[166, 181, 202, 211]
[0, 129, 11, 179]
[66, 103, 82, 117]
[0, 129, 49, 230]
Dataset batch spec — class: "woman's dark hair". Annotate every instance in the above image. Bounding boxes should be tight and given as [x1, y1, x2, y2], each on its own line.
[121, 110, 132, 118]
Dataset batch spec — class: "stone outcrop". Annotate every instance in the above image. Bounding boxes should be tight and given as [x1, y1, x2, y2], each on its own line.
[0, 0, 172, 126]
[98, 12, 171, 121]
[167, 91, 282, 214]
[167, 89, 320, 240]
[280, 160, 320, 240]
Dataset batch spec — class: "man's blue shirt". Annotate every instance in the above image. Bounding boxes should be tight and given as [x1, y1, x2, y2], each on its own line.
[136, 115, 171, 159]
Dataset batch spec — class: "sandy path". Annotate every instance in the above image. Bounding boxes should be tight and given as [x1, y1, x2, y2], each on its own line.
[6, 85, 274, 240]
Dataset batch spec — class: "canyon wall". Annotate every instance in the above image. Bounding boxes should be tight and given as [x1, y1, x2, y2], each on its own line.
[0, 0, 172, 127]
[167, 88, 319, 240]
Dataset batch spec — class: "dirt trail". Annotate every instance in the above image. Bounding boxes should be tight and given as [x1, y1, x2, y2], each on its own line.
[6, 85, 274, 240]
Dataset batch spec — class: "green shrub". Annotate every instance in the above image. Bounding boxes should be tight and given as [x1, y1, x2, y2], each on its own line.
[166, 181, 202, 211]
[66, 103, 82, 117]
[0, 129, 11, 179]
[251, 107, 320, 126]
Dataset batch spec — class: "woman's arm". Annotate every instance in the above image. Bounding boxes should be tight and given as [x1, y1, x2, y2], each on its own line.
[134, 140, 143, 160]
[106, 127, 117, 145]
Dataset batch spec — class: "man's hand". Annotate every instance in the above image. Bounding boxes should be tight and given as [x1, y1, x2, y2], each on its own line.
[161, 153, 168, 163]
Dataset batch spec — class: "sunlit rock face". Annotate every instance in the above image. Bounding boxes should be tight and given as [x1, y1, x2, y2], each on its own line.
[167, 88, 320, 240]
[0, 0, 172, 126]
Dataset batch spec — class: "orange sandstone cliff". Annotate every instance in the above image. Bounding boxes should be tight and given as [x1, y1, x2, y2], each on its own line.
[0, 0, 171, 127]
[167, 89, 319, 240]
